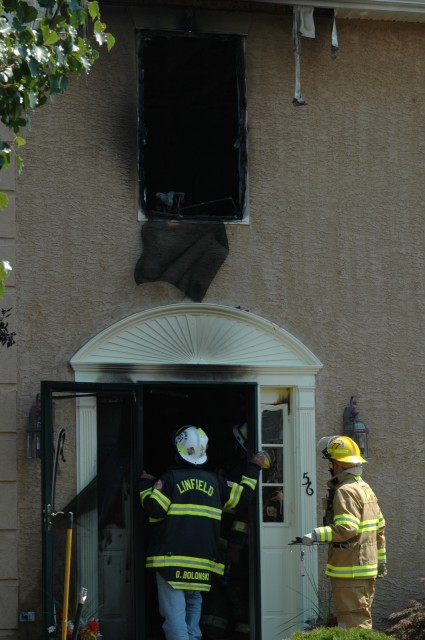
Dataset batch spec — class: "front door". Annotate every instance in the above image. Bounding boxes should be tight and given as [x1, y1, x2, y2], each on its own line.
[41, 380, 261, 640]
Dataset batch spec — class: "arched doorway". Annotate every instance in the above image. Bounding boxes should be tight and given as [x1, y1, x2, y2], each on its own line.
[42, 304, 322, 640]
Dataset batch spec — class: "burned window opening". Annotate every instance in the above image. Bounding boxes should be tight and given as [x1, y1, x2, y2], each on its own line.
[138, 31, 247, 221]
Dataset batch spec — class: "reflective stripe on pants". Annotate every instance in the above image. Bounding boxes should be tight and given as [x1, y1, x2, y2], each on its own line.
[331, 577, 376, 629]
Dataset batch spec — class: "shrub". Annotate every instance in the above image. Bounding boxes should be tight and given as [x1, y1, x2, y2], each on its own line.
[386, 579, 425, 640]
[288, 628, 392, 640]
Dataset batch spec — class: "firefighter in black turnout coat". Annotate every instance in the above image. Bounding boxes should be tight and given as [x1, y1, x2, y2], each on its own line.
[139, 425, 269, 640]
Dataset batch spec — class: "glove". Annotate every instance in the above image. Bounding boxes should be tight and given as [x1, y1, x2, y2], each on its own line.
[302, 532, 315, 546]
[140, 470, 156, 481]
[377, 563, 387, 579]
[250, 451, 271, 469]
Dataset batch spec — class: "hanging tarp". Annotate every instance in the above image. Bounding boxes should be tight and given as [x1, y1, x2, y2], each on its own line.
[134, 220, 229, 302]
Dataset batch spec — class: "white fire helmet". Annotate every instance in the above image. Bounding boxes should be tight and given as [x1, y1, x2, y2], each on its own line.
[175, 426, 208, 465]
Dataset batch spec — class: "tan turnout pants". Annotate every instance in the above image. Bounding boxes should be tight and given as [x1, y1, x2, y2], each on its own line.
[330, 577, 376, 629]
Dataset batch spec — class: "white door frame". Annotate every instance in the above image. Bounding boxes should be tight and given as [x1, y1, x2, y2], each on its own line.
[70, 303, 323, 635]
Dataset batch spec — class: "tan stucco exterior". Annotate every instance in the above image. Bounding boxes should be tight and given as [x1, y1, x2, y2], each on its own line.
[1, 2, 425, 636]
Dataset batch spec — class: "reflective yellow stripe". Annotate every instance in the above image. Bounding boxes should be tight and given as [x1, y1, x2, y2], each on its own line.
[378, 548, 386, 562]
[168, 503, 222, 520]
[326, 563, 378, 578]
[334, 514, 360, 529]
[151, 489, 171, 511]
[317, 526, 332, 542]
[169, 582, 211, 591]
[146, 555, 224, 574]
[378, 514, 385, 527]
[177, 443, 186, 456]
[358, 518, 380, 532]
[140, 488, 152, 505]
[224, 483, 243, 511]
[232, 520, 248, 534]
[223, 506, 236, 515]
[240, 475, 257, 491]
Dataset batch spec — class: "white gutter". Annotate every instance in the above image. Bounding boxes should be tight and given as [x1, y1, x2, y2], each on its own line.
[241, 0, 425, 20]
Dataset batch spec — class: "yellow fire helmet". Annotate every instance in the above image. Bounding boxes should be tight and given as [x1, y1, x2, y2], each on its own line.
[175, 425, 208, 465]
[322, 435, 367, 465]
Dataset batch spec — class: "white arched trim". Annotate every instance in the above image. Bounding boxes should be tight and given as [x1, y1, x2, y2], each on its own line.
[69, 302, 322, 632]
[70, 303, 322, 373]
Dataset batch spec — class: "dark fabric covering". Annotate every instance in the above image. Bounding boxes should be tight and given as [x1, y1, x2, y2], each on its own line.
[134, 221, 229, 302]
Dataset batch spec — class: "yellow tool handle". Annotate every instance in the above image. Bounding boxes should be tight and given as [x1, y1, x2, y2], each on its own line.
[62, 512, 74, 640]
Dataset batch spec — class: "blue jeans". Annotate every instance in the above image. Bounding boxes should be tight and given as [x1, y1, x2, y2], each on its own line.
[156, 572, 203, 640]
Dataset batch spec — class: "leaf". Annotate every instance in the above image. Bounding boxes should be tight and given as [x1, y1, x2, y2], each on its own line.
[0, 193, 9, 209]
[94, 20, 106, 33]
[19, 25, 36, 45]
[19, 3, 39, 23]
[38, 0, 57, 8]
[88, 1, 100, 20]
[106, 32, 115, 51]
[0, 0, 114, 180]
[23, 89, 38, 109]
[0, 152, 10, 170]
[68, 0, 80, 11]
[42, 28, 60, 45]
[27, 57, 39, 77]
[32, 44, 49, 63]
[57, 74, 68, 92]
[0, 260, 12, 279]
[16, 154, 24, 174]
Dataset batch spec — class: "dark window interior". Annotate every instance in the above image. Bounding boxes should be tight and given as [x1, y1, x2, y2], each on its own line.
[139, 32, 247, 221]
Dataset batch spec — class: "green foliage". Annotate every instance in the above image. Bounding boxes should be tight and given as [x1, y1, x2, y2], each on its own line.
[386, 579, 425, 640]
[0, 259, 11, 297]
[0, 263, 14, 344]
[0, 307, 15, 347]
[288, 628, 392, 640]
[0, 0, 115, 207]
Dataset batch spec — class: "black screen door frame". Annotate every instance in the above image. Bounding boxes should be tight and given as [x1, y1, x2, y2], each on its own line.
[40, 379, 260, 639]
[40, 380, 142, 639]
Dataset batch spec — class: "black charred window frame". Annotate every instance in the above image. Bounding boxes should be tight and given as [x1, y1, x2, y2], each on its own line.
[138, 30, 248, 222]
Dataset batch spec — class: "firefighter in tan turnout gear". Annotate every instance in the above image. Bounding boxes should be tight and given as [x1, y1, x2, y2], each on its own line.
[302, 435, 386, 629]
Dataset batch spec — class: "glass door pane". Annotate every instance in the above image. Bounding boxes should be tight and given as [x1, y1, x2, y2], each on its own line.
[260, 406, 285, 523]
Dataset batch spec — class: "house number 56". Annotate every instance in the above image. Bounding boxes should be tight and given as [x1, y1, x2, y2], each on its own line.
[302, 472, 314, 496]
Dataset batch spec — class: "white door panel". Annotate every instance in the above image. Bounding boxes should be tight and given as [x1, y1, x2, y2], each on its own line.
[259, 401, 305, 639]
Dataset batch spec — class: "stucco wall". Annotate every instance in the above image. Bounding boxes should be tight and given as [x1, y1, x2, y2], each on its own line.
[10, 5, 425, 636]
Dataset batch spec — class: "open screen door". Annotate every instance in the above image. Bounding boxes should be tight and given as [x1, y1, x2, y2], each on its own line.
[40, 381, 142, 640]
[41, 380, 259, 640]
